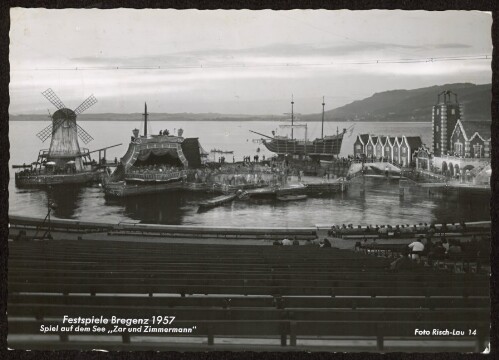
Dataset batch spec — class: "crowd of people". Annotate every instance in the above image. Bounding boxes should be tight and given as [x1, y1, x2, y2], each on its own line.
[387, 234, 490, 272]
[272, 236, 332, 248]
[188, 161, 290, 187]
[328, 222, 468, 238]
[18, 163, 78, 176]
[242, 154, 266, 163]
[128, 164, 181, 175]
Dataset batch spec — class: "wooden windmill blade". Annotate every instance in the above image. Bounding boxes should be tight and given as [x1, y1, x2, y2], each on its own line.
[70, 94, 98, 143]
[74, 94, 97, 115]
[76, 123, 94, 144]
[67, 121, 94, 144]
[36, 123, 53, 142]
[41, 88, 66, 110]
[36, 117, 65, 142]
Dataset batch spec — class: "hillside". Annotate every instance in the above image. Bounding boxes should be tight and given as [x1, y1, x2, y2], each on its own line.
[10, 83, 491, 122]
[303, 83, 491, 122]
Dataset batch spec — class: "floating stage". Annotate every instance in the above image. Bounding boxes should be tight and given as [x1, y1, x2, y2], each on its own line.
[303, 181, 347, 194]
[14, 171, 102, 187]
[198, 193, 237, 211]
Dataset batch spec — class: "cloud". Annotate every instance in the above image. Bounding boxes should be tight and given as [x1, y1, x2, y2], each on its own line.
[432, 43, 472, 49]
[64, 40, 482, 73]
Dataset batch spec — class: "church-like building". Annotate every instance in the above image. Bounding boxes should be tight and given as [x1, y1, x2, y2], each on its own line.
[429, 90, 491, 179]
[352, 89, 491, 182]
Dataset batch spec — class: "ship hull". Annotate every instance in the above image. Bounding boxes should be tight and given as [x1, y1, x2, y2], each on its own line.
[15, 171, 101, 188]
[262, 135, 344, 159]
[104, 179, 184, 197]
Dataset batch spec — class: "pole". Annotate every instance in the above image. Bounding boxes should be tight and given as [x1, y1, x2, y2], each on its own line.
[321, 96, 325, 139]
[305, 125, 308, 157]
[291, 95, 294, 140]
[143, 102, 148, 137]
[336, 126, 339, 157]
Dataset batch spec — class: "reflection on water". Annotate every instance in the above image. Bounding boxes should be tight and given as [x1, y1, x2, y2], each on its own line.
[105, 191, 204, 225]
[9, 119, 489, 226]
[46, 186, 85, 219]
[9, 178, 490, 227]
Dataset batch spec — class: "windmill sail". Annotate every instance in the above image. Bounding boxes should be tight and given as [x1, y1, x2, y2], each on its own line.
[36, 117, 66, 142]
[42, 88, 66, 110]
[67, 121, 94, 144]
[74, 94, 97, 115]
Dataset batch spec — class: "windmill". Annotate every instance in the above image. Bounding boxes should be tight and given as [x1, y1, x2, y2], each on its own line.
[36, 89, 97, 171]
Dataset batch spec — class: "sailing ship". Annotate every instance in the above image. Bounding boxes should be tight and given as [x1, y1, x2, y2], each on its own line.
[14, 89, 118, 187]
[103, 103, 206, 197]
[250, 96, 347, 161]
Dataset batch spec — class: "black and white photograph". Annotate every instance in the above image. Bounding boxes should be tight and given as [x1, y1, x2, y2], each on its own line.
[6, 8, 493, 352]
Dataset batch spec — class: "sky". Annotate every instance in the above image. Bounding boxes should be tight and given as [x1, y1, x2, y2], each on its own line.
[9, 9, 492, 115]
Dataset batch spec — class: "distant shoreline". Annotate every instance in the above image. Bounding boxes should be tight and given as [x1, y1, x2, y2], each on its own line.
[8, 118, 433, 123]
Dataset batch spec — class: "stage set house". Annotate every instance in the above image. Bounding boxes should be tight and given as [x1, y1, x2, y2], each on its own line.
[353, 90, 491, 183]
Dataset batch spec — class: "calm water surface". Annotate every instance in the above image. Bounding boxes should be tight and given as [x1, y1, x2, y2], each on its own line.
[8, 119, 490, 226]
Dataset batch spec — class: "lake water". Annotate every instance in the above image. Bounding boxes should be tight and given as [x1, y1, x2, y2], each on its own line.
[8, 119, 490, 227]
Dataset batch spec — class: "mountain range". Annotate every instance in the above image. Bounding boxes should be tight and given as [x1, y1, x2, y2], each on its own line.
[302, 82, 491, 122]
[10, 83, 491, 122]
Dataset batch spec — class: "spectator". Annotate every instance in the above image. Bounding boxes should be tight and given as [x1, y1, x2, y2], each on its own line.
[378, 226, 389, 238]
[408, 237, 425, 260]
[273, 240, 282, 246]
[448, 240, 462, 255]
[304, 239, 314, 246]
[282, 238, 293, 246]
[320, 238, 331, 248]
[441, 238, 450, 254]
[427, 241, 446, 262]
[427, 224, 436, 238]
[424, 236, 433, 252]
[292, 237, 300, 246]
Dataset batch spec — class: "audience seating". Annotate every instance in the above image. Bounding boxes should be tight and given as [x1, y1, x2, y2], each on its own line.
[8, 239, 490, 351]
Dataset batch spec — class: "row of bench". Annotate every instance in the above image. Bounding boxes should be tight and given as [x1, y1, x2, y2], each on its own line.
[8, 238, 490, 351]
[358, 240, 491, 274]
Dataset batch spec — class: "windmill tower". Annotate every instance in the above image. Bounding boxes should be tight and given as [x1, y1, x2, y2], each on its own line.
[36, 89, 97, 171]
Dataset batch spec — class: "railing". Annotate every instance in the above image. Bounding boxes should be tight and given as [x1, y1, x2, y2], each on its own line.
[400, 169, 447, 183]
[9, 215, 317, 240]
[125, 170, 188, 182]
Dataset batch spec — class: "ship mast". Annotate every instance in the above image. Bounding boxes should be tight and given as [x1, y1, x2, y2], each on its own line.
[291, 95, 294, 140]
[143, 102, 148, 137]
[321, 96, 325, 139]
[336, 126, 339, 155]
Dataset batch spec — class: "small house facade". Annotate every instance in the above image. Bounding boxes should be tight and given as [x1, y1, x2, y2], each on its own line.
[449, 120, 491, 159]
[353, 134, 422, 166]
[353, 134, 371, 158]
